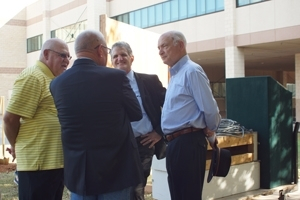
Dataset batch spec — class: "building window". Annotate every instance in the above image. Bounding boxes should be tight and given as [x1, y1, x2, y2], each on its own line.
[148, 6, 156, 27]
[216, 0, 224, 11]
[188, 0, 197, 17]
[129, 12, 135, 25]
[156, 4, 163, 24]
[179, 0, 188, 19]
[27, 35, 43, 53]
[123, 13, 129, 24]
[51, 20, 87, 43]
[141, 8, 148, 28]
[197, 0, 206, 15]
[170, 0, 179, 21]
[162, 2, 171, 24]
[111, 0, 224, 29]
[236, 0, 268, 7]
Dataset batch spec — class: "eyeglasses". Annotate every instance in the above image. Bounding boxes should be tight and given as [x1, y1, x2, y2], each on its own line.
[94, 44, 111, 54]
[48, 49, 72, 60]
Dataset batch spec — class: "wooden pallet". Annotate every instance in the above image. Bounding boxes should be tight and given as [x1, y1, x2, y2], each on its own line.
[205, 132, 258, 170]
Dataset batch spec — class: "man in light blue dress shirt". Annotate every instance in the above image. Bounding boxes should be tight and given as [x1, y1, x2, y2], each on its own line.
[158, 31, 221, 200]
[111, 41, 166, 200]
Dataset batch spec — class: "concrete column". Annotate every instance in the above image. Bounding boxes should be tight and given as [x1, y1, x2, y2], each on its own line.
[42, 0, 51, 40]
[295, 54, 300, 121]
[225, 47, 245, 78]
[87, 0, 106, 30]
[224, 0, 245, 78]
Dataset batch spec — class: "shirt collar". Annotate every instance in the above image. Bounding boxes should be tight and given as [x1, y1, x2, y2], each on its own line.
[169, 55, 189, 76]
[36, 60, 55, 79]
[126, 70, 135, 81]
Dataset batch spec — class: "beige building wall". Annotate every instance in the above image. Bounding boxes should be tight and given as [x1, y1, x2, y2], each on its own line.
[147, 12, 225, 46]
[0, 9, 27, 98]
[0, 0, 169, 101]
[25, 0, 88, 67]
[108, 0, 168, 17]
[48, 3, 87, 30]
[147, 0, 300, 49]
[236, 0, 300, 35]
[1, 0, 299, 112]
[0, 10, 27, 69]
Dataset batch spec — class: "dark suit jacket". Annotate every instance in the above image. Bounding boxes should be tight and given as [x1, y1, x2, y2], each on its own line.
[50, 59, 143, 195]
[134, 72, 166, 159]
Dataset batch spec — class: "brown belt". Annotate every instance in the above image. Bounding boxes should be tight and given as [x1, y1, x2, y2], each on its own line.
[165, 127, 203, 142]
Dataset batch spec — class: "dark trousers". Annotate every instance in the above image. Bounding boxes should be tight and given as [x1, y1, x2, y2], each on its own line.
[133, 136, 155, 200]
[18, 168, 64, 200]
[166, 131, 207, 200]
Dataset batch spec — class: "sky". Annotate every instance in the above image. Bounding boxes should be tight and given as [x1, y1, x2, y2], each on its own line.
[0, 0, 37, 27]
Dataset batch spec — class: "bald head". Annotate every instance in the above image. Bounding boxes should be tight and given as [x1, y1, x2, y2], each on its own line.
[39, 38, 68, 60]
[74, 30, 108, 66]
[75, 30, 105, 53]
[39, 38, 70, 76]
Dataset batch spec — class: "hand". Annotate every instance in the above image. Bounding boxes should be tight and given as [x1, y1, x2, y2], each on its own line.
[208, 136, 218, 150]
[204, 127, 215, 137]
[140, 131, 162, 148]
[204, 128, 218, 150]
[6, 146, 16, 162]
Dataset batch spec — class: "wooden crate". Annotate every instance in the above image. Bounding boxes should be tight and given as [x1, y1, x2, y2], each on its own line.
[205, 132, 258, 170]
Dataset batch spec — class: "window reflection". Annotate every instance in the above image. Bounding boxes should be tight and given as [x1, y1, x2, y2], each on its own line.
[162, 2, 171, 23]
[156, 4, 163, 25]
[237, 0, 267, 7]
[206, 0, 216, 13]
[148, 6, 155, 27]
[188, 0, 197, 18]
[179, 0, 188, 19]
[112, 0, 225, 29]
[129, 13, 135, 26]
[197, 0, 206, 15]
[135, 10, 141, 28]
[170, 0, 179, 21]
[50, 20, 86, 43]
[27, 34, 43, 53]
[141, 8, 148, 28]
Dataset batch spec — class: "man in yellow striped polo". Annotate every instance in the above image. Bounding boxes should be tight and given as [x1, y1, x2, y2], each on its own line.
[3, 38, 71, 200]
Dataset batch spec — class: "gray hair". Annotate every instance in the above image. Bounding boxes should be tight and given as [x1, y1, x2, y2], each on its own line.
[170, 31, 187, 47]
[111, 41, 133, 56]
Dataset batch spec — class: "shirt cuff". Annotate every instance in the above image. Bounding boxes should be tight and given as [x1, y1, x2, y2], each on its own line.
[207, 133, 216, 143]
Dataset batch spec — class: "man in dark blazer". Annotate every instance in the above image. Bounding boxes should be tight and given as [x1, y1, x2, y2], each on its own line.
[111, 41, 166, 200]
[50, 30, 144, 199]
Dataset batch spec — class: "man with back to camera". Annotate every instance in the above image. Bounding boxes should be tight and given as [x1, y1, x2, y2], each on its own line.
[111, 41, 166, 200]
[3, 38, 71, 200]
[157, 30, 221, 200]
[50, 30, 144, 200]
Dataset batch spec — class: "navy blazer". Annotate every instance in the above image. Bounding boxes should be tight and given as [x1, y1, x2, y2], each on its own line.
[134, 72, 166, 159]
[50, 59, 143, 195]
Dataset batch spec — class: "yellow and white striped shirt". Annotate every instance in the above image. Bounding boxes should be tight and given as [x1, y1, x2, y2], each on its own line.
[7, 61, 63, 171]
